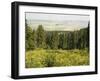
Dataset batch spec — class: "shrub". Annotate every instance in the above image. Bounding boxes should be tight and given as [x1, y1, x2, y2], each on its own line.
[25, 49, 89, 68]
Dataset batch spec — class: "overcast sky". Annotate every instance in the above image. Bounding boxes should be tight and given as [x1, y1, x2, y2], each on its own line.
[25, 12, 90, 31]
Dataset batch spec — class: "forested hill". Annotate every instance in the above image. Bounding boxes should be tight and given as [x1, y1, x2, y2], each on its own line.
[25, 23, 89, 51]
[45, 27, 89, 50]
[45, 27, 88, 34]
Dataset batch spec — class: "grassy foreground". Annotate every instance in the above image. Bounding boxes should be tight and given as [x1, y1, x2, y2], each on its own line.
[25, 49, 89, 68]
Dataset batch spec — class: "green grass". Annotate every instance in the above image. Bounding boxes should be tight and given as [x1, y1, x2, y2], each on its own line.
[25, 49, 89, 68]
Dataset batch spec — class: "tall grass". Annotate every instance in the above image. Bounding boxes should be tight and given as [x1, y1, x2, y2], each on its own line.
[25, 49, 89, 68]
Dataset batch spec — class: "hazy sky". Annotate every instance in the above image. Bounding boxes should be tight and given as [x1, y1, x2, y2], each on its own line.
[25, 12, 90, 31]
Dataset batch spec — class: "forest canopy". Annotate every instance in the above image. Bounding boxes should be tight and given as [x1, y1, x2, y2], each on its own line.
[25, 20, 89, 51]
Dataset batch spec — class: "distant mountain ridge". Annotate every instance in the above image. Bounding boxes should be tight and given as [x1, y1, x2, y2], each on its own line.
[27, 19, 89, 31]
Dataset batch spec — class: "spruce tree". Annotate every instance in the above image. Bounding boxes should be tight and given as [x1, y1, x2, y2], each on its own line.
[51, 31, 59, 49]
[25, 25, 33, 50]
[36, 25, 46, 48]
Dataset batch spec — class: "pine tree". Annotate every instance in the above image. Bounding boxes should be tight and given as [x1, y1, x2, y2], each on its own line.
[25, 25, 33, 50]
[62, 33, 68, 49]
[36, 25, 46, 48]
[74, 31, 79, 49]
[58, 33, 63, 49]
[67, 32, 74, 49]
[46, 32, 52, 49]
[51, 31, 59, 49]
[31, 30, 37, 49]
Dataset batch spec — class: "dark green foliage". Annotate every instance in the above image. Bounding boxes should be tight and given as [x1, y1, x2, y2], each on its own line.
[67, 32, 74, 49]
[46, 32, 52, 49]
[45, 53, 55, 67]
[50, 32, 59, 49]
[78, 28, 89, 49]
[36, 25, 46, 48]
[31, 30, 37, 49]
[25, 22, 89, 50]
[25, 19, 37, 50]
[58, 33, 64, 49]
[61, 33, 68, 49]
[25, 25, 33, 50]
[74, 31, 79, 49]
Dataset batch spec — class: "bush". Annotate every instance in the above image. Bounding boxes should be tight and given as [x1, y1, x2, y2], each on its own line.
[25, 49, 89, 68]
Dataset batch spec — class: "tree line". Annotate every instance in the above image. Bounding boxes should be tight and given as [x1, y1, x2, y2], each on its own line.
[25, 21, 89, 51]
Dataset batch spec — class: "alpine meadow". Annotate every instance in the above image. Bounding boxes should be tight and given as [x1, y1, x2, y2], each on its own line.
[25, 12, 90, 68]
